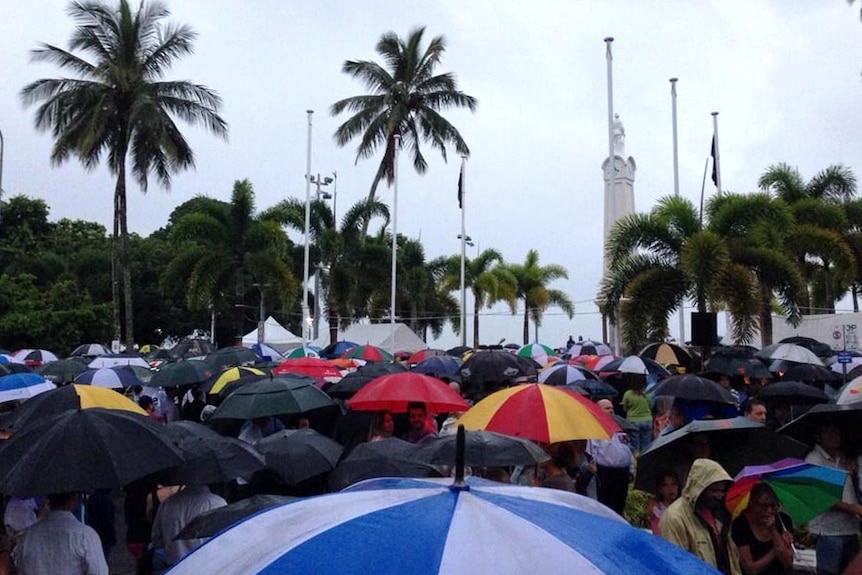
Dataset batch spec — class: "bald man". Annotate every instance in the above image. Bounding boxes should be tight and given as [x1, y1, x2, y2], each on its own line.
[587, 399, 634, 515]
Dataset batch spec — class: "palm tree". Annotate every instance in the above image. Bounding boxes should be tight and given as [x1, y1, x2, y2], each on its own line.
[21, 0, 227, 349]
[440, 249, 516, 347]
[331, 27, 477, 218]
[161, 180, 297, 343]
[507, 250, 574, 345]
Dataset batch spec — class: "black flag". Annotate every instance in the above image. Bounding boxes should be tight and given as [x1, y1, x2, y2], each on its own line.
[457, 163, 464, 209]
[710, 136, 718, 187]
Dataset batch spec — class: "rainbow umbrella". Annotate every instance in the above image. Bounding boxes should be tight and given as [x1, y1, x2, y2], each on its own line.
[457, 384, 619, 443]
[343, 344, 394, 363]
[726, 458, 847, 526]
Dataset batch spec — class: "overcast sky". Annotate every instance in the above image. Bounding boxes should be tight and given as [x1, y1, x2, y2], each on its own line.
[3, 1, 862, 349]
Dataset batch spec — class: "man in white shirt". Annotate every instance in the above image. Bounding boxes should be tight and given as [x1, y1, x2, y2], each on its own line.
[151, 484, 227, 566]
[804, 423, 862, 575]
[588, 399, 634, 515]
[12, 492, 108, 575]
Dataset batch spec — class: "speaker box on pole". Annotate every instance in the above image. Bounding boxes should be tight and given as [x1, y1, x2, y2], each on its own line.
[690, 312, 718, 347]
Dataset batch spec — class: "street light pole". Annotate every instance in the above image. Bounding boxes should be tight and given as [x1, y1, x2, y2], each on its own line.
[0, 127, 4, 226]
[308, 174, 333, 342]
[390, 134, 400, 355]
[458, 156, 467, 347]
[302, 110, 313, 349]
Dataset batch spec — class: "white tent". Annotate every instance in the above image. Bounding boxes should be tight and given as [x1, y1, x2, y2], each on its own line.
[242, 316, 302, 352]
[340, 323, 427, 353]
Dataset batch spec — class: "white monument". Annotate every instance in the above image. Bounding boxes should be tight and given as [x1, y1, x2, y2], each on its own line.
[602, 114, 636, 351]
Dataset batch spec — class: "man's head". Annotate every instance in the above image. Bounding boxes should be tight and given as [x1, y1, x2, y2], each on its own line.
[816, 423, 842, 454]
[47, 492, 82, 511]
[716, 375, 731, 390]
[138, 395, 155, 413]
[407, 401, 427, 431]
[741, 398, 767, 424]
[596, 399, 614, 415]
[699, 480, 730, 513]
[668, 404, 685, 429]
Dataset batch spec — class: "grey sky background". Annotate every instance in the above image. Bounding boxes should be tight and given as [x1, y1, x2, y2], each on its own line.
[2, 1, 862, 349]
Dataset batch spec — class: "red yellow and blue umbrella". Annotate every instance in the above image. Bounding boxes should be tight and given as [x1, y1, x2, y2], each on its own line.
[457, 383, 619, 443]
[726, 457, 847, 526]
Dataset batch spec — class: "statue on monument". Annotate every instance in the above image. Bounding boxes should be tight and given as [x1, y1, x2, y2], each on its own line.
[613, 113, 625, 156]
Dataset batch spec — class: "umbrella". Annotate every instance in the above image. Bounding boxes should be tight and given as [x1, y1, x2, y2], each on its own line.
[151, 360, 217, 388]
[214, 374, 268, 399]
[0, 408, 184, 496]
[835, 376, 862, 405]
[171, 476, 721, 575]
[207, 346, 259, 370]
[211, 375, 336, 420]
[273, 358, 342, 382]
[782, 364, 840, 385]
[174, 495, 297, 540]
[411, 430, 549, 468]
[37, 358, 89, 384]
[411, 355, 462, 380]
[12, 349, 58, 367]
[459, 351, 539, 398]
[88, 354, 150, 369]
[327, 438, 442, 490]
[0, 373, 56, 404]
[568, 354, 619, 372]
[516, 343, 557, 366]
[0, 383, 146, 430]
[757, 380, 828, 405]
[343, 344, 393, 362]
[778, 402, 862, 448]
[599, 355, 670, 378]
[348, 372, 469, 414]
[445, 345, 472, 357]
[406, 349, 445, 364]
[68, 343, 112, 358]
[639, 342, 697, 372]
[635, 417, 810, 492]
[320, 340, 358, 359]
[726, 458, 847, 526]
[324, 362, 408, 399]
[538, 364, 586, 386]
[159, 421, 266, 485]
[74, 366, 141, 389]
[703, 355, 771, 379]
[650, 374, 737, 404]
[566, 340, 613, 357]
[201, 366, 265, 396]
[756, 343, 824, 366]
[778, 336, 834, 359]
[831, 356, 862, 375]
[247, 343, 285, 362]
[255, 428, 344, 484]
[576, 378, 620, 400]
[1, 363, 33, 375]
[457, 384, 619, 443]
[284, 347, 320, 359]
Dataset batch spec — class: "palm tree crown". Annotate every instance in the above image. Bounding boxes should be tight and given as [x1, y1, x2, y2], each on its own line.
[21, 0, 227, 348]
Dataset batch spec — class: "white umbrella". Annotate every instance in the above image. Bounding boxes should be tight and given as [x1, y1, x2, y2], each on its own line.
[755, 343, 823, 366]
[835, 376, 862, 405]
[615, 355, 648, 375]
[88, 354, 150, 369]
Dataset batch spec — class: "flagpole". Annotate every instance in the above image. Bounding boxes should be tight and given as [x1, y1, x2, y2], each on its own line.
[671, 78, 684, 345]
[712, 111, 722, 195]
[302, 110, 313, 349]
[390, 134, 400, 356]
[604, 36, 619, 355]
[459, 156, 467, 348]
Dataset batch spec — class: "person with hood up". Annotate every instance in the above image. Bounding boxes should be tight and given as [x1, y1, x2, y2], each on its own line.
[659, 458, 742, 575]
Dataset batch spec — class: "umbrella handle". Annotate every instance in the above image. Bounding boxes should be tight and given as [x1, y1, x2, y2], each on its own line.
[777, 513, 798, 560]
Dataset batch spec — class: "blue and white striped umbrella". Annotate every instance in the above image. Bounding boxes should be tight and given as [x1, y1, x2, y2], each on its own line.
[170, 477, 720, 574]
[0, 373, 56, 404]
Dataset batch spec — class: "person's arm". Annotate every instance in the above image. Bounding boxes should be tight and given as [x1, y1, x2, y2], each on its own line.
[0, 535, 12, 575]
[658, 512, 689, 550]
[83, 530, 109, 575]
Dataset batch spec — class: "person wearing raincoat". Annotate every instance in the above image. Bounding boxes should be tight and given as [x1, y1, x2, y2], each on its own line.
[659, 458, 742, 575]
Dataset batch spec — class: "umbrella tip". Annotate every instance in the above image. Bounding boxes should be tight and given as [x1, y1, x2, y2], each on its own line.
[450, 425, 469, 491]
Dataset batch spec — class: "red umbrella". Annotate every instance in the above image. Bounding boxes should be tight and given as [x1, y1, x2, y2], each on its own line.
[407, 349, 445, 364]
[273, 358, 342, 383]
[348, 372, 469, 414]
[343, 344, 394, 362]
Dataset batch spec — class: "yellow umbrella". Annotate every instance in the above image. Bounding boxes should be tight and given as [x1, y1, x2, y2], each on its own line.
[457, 384, 619, 443]
[205, 366, 265, 395]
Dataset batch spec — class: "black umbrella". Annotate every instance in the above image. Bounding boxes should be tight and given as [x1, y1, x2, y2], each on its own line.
[4, 363, 34, 375]
[635, 417, 808, 492]
[255, 428, 344, 484]
[782, 364, 840, 385]
[445, 346, 472, 357]
[158, 421, 266, 485]
[411, 356, 462, 380]
[327, 437, 442, 490]
[206, 346, 259, 370]
[324, 362, 408, 400]
[651, 374, 736, 404]
[0, 408, 184, 496]
[459, 351, 538, 399]
[174, 494, 297, 540]
[778, 402, 862, 449]
[211, 375, 335, 420]
[703, 355, 771, 379]
[411, 430, 550, 468]
[757, 380, 828, 405]
[639, 342, 698, 373]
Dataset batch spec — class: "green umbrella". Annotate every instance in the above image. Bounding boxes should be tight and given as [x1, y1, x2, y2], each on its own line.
[150, 360, 217, 388]
[36, 358, 89, 384]
[210, 375, 336, 420]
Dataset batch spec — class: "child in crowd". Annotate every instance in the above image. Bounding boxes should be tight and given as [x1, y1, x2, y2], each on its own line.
[646, 471, 680, 535]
